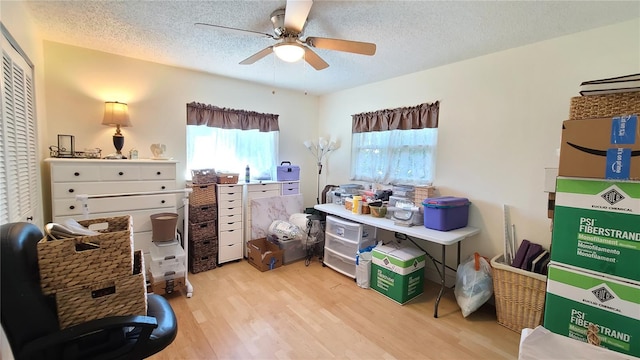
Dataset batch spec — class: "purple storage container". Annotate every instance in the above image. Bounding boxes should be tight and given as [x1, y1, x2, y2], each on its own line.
[422, 196, 470, 231]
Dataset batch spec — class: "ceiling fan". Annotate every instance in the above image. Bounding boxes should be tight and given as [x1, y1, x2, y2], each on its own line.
[195, 0, 376, 70]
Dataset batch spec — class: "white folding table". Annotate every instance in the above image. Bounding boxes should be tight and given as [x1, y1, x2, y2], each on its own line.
[315, 203, 479, 317]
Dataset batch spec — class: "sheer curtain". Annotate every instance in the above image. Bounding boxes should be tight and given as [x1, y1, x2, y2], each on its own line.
[186, 102, 279, 180]
[351, 101, 439, 185]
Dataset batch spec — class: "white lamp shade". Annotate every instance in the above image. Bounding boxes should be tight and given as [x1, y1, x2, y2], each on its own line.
[102, 101, 132, 127]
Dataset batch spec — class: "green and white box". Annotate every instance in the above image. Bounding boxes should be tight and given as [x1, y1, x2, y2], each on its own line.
[552, 177, 640, 281]
[544, 263, 640, 358]
[371, 244, 425, 304]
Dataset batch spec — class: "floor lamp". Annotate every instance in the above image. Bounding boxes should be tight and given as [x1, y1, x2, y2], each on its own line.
[304, 137, 338, 204]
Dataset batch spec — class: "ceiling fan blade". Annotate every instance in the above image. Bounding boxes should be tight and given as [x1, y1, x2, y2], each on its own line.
[305, 37, 376, 56]
[195, 22, 275, 39]
[240, 46, 274, 65]
[303, 47, 329, 70]
[284, 0, 313, 33]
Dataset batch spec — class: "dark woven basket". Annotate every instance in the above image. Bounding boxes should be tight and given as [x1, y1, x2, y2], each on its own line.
[189, 220, 217, 242]
[189, 237, 218, 256]
[191, 169, 217, 184]
[189, 253, 217, 273]
[189, 204, 217, 224]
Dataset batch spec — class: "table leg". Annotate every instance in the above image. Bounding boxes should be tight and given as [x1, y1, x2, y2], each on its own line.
[434, 245, 446, 318]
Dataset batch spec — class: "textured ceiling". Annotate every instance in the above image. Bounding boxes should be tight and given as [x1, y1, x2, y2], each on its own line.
[24, 0, 640, 95]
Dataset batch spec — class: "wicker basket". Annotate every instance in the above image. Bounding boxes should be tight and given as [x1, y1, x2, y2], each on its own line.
[189, 204, 217, 223]
[38, 216, 134, 295]
[188, 220, 217, 243]
[490, 254, 547, 333]
[216, 172, 239, 184]
[189, 235, 218, 257]
[189, 183, 217, 206]
[56, 250, 146, 329]
[189, 252, 217, 273]
[191, 168, 217, 184]
[569, 92, 640, 120]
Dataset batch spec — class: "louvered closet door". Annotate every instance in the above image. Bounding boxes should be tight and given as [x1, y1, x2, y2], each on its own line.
[1, 30, 39, 225]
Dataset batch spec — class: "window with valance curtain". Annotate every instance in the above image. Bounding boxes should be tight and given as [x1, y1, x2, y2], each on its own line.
[186, 102, 280, 180]
[351, 101, 439, 185]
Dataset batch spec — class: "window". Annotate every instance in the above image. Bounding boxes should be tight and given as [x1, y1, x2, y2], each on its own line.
[186, 125, 278, 180]
[350, 102, 439, 185]
[1, 27, 39, 225]
[351, 128, 437, 185]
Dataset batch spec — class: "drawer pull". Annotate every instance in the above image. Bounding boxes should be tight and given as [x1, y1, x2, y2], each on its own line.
[118, 172, 124, 176]
[69, 205, 75, 210]
[68, 188, 74, 193]
[157, 171, 161, 175]
[161, 200, 166, 204]
[74, 172, 80, 176]
[161, 186, 166, 190]
[27, 216, 33, 221]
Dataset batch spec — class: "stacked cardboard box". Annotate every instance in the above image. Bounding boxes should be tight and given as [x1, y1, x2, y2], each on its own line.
[545, 112, 640, 358]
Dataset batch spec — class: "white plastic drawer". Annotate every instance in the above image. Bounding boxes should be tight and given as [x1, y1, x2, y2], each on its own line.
[51, 165, 101, 182]
[52, 180, 175, 199]
[218, 241, 242, 263]
[323, 248, 356, 278]
[325, 215, 363, 241]
[247, 189, 279, 199]
[219, 219, 242, 232]
[218, 191, 242, 202]
[217, 184, 243, 194]
[99, 165, 141, 181]
[217, 205, 242, 216]
[247, 183, 280, 193]
[140, 164, 176, 180]
[325, 233, 360, 258]
[281, 182, 299, 195]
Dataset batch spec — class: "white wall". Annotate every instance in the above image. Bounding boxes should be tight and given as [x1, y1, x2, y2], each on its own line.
[41, 42, 320, 220]
[318, 19, 640, 276]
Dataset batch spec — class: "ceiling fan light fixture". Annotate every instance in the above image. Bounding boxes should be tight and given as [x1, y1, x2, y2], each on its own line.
[273, 43, 305, 62]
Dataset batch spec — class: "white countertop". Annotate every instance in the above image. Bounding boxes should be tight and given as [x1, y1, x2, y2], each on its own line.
[314, 203, 479, 246]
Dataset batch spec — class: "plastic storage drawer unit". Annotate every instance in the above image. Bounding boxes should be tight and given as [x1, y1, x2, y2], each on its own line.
[325, 233, 376, 258]
[324, 248, 357, 278]
[325, 215, 376, 243]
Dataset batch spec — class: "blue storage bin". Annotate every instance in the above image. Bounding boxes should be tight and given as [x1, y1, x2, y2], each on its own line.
[422, 196, 470, 231]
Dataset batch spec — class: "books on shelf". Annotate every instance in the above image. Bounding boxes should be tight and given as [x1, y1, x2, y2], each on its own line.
[579, 73, 640, 96]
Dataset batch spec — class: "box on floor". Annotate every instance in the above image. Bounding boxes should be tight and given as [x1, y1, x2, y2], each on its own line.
[544, 262, 640, 358]
[370, 244, 425, 304]
[551, 177, 640, 281]
[247, 238, 284, 272]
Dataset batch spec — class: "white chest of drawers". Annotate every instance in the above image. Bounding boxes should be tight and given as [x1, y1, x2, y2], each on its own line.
[216, 183, 244, 263]
[46, 158, 178, 254]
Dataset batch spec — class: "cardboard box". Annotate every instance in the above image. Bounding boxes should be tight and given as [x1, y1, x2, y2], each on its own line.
[370, 244, 425, 304]
[558, 115, 640, 180]
[247, 238, 284, 272]
[544, 263, 640, 358]
[551, 177, 640, 281]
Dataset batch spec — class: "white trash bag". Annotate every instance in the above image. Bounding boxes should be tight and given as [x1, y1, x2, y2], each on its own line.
[454, 252, 493, 317]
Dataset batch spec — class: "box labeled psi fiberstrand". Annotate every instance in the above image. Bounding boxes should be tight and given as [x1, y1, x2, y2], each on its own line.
[551, 177, 640, 281]
[370, 244, 425, 305]
[544, 263, 640, 358]
[558, 115, 640, 180]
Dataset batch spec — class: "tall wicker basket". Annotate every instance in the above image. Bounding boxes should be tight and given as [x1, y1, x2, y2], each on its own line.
[490, 254, 547, 333]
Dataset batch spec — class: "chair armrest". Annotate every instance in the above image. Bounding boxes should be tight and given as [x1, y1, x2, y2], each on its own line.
[19, 315, 158, 358]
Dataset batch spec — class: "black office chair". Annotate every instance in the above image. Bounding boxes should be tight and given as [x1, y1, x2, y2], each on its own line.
[1, 222, 178, 360]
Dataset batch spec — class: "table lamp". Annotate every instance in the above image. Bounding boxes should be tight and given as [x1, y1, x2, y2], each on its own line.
[102, 101, 132, 159]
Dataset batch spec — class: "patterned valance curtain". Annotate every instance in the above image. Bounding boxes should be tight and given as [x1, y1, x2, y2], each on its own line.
[186, 102, 279, 132]
[352, 101, 439, 133]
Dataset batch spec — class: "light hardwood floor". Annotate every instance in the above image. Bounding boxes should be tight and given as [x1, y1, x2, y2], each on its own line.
[150, 258, 521, 360]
